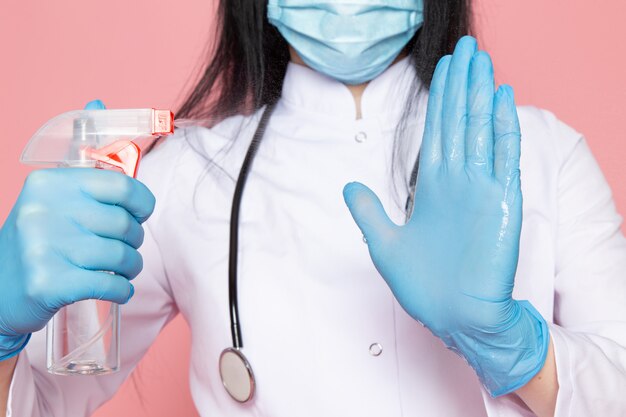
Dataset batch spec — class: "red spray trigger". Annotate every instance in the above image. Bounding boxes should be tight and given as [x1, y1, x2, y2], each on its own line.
[88, 140, 141, 178]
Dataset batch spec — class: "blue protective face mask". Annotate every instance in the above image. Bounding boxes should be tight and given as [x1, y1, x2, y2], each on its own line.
[267, 0, 424, 85]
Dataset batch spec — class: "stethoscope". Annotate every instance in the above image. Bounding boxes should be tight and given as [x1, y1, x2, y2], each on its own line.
[218, 102, 421, 403]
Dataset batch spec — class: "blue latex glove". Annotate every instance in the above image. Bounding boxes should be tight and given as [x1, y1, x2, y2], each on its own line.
[343, 36, 549, 396]
[0, 100, 156, 361]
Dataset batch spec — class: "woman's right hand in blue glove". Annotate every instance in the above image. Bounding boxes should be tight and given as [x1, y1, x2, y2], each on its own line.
[0, 105, 156, 360]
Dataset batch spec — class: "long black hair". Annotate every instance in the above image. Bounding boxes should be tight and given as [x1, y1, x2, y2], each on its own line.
[175, 0, 472, 205]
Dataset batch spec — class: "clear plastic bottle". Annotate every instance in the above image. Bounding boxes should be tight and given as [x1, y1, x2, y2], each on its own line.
[20, 108, 174, 375]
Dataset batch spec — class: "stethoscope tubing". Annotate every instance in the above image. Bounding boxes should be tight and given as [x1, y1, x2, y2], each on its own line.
[228, 103, 278, 349]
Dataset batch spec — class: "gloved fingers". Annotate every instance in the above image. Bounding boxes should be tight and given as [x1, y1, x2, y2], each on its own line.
[465, 51, 495, 175]
[441, 36, 477, 167]
[493, 85, 522, 196]
[63, 269, 134, 305]
[63, 168, 156, 223]
[71, 201, 145, 249]
[419, 54, 451, 171]
[343, 182, 397, 245]
[84, 99, 106, 110]
[60, 234, 144, 280]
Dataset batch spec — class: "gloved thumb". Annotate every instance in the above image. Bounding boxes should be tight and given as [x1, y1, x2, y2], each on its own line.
[84, 99, 106, 110]
[343, 182, 396, 245]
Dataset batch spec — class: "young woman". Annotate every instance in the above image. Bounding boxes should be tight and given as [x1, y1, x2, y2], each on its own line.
[1, 1, 624, 416]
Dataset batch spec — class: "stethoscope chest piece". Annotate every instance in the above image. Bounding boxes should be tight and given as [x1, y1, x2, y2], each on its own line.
[219, 347, 256, 403]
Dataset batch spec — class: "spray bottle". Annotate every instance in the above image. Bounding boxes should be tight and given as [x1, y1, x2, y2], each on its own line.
[20, 108, 175, 375]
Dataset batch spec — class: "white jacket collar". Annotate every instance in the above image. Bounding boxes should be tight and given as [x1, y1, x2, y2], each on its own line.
[279, 56, 422, 126]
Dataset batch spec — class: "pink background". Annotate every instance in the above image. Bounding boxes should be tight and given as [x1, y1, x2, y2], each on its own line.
[1, 1, 625, 416]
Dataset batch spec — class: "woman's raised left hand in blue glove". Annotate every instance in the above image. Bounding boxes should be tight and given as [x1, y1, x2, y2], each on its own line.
[343, 36, 550, 397]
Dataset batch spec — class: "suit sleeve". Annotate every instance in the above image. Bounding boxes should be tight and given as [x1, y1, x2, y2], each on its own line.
[480, 111, 626, 417]
[549, 135, 626, 416]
